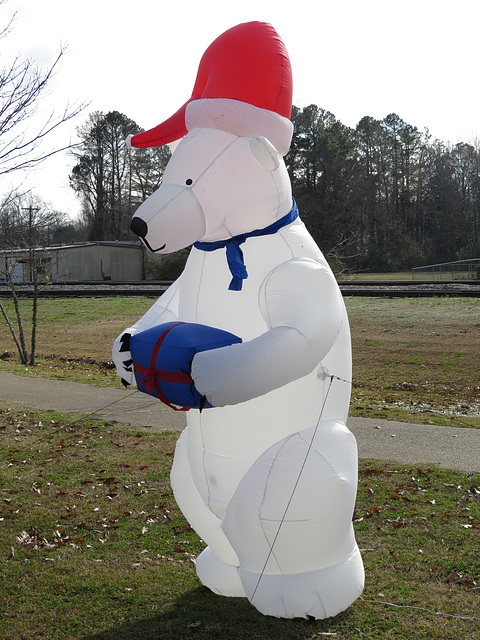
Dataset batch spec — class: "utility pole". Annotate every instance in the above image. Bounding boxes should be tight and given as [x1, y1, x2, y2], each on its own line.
[22, 205, 40, 281]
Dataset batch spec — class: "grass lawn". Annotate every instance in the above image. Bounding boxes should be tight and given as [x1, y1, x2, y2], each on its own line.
[1, 407, 479, 639]
[1, 295, 479, 428]
[340, 272, 415, 281]
[347, 297, 480, 428]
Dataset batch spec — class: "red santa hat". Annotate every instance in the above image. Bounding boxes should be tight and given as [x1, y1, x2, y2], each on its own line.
[130, 21, 294, 155]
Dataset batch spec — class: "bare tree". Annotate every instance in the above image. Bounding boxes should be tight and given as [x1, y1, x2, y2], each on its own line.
[0, 191, 65, 249]
[70, 111, 169, 240]
[0, 1, 87, 176]
[0, 194, 65, 365]
[0, 0, 87, 364]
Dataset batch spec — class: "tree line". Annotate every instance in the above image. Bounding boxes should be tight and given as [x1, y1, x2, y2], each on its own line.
[286, 106, 479, 272]
[0, 0, 478, 274]
[70, 105, 480, 273]
[3, 103, 478, 275]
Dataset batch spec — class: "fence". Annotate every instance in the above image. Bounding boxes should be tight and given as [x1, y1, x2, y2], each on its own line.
[412, 258, 480, 281]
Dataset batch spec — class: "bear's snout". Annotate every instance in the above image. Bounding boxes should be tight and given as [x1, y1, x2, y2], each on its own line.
[130, 217, 148, 239]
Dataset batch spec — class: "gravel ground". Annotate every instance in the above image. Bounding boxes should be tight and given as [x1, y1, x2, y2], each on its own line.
[1, 281, 480, 296]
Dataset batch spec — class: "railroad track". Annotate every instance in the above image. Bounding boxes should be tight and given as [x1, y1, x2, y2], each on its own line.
[1, 280, 480, 298]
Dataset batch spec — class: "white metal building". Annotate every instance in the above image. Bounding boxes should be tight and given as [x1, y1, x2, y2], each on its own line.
[1, 242, 145, 282]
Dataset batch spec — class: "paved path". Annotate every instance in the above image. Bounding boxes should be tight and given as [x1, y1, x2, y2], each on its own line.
[1, 370, 479, 473]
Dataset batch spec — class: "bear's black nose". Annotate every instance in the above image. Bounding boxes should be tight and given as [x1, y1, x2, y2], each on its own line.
[130, 217, 148, 238]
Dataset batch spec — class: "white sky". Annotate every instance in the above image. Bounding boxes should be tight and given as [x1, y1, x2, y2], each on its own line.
[2, 0, 479, 219]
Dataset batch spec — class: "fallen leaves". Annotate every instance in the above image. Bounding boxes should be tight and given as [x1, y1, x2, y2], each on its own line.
[0, 410, 187, 572]
[16, 528, 86, 551]
[446, 571, 478, 590]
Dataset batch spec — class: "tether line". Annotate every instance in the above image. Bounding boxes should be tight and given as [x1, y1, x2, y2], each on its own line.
[6, 389, 141, 454]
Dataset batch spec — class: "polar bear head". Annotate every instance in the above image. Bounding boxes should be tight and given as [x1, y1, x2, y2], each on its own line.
[128, 22, 296, 254]
[130, 123, 292, 254]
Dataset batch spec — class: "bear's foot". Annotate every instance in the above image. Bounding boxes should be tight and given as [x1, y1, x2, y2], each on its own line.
[239, 545, 364, 619]
[196, 546, 247, 598]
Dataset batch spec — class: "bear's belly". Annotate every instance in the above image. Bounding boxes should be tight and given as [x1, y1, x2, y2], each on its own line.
[185, 369, 327, 519]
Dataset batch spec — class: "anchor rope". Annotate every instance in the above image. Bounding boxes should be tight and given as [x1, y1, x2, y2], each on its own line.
[6, 389, 142, 454]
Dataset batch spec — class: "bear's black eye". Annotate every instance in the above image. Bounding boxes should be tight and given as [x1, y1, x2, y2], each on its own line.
[186, 178, 193, 186]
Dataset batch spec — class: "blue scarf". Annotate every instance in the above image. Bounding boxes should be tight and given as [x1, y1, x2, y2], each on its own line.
[194, 198, 299, 291]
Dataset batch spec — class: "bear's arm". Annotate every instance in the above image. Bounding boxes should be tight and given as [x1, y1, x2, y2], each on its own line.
[191, 258, 346, 407]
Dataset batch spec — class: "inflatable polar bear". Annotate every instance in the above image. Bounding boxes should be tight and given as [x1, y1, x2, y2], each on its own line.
[113, 21, 364, 619]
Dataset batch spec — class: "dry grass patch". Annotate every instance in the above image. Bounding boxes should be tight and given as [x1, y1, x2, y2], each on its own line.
[347, 297, 480, 427]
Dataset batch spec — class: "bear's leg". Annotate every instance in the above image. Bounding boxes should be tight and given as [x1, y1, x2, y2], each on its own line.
[239, 545, 364, 619]
[170, 429, 246, 597]
[196, 546, 247, 597]
[222, 419, 365, 618]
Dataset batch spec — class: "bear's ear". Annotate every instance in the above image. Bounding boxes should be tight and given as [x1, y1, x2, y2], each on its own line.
[249, 136, 280, 172]
[169, 138, 182, 155]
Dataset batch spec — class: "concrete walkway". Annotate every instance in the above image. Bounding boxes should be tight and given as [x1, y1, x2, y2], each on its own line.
[1, 370, 479, 473]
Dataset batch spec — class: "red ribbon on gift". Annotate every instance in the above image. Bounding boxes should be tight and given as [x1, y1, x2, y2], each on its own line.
[133, 322, 193, 411]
